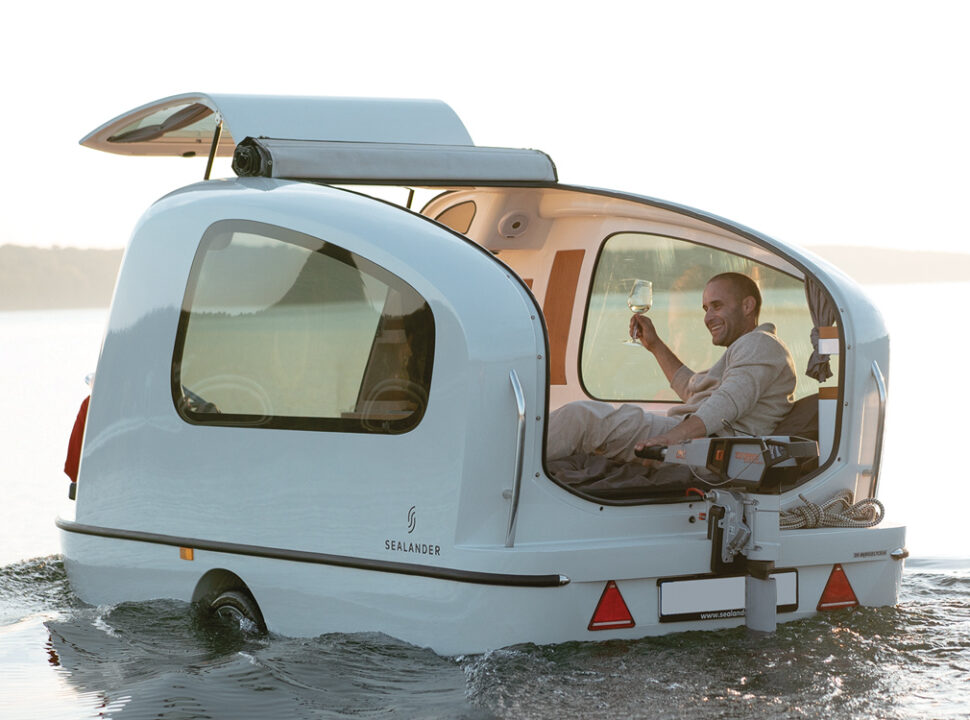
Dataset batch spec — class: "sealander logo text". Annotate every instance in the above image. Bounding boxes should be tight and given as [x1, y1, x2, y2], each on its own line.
[384, 539, 441, 556]
[385, 504, 442, 557]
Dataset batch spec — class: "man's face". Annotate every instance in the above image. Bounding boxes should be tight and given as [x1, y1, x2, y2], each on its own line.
[702, 278, 754, 347]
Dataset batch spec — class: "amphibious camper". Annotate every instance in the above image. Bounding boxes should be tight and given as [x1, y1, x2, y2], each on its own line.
[59, 94, 904, 655]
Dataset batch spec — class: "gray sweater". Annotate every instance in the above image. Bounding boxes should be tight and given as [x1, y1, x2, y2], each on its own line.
[667, 323, 796, 437]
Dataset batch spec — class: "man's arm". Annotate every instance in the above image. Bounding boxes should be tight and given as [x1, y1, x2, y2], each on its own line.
[635, 415, 707, 451]
[630, 315, 686, 385]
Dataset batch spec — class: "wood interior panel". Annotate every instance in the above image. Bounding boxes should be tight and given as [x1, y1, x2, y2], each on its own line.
[543, 250, 585, 385]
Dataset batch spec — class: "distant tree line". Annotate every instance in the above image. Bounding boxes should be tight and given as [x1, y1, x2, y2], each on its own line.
[0, 245, 123, 310]
[0, 242, 966, 312]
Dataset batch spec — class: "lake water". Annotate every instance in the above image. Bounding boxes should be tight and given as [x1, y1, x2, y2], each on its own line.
[1, 287, 968, 719]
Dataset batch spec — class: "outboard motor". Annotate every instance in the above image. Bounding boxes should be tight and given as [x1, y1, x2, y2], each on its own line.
[705, 488, 781, 632]
[638, 435, 817, 632]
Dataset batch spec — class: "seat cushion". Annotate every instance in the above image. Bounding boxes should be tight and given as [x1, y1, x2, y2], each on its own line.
[773, 393, 819, 440]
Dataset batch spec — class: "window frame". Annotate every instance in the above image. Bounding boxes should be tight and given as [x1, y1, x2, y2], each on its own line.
[170, 219, 435, 434]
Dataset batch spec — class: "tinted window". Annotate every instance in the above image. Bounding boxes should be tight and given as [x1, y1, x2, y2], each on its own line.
[581, 232, 822, 402]
[173, 220, 434, 433]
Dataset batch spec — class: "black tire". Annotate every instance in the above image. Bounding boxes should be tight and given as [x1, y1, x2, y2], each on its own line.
[210, 589, 267, 634]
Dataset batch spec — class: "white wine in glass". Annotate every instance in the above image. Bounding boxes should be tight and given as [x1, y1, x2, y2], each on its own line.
[623, 279, 653, 345]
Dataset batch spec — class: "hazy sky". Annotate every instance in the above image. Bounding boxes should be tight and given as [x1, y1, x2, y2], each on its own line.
[3, 1, 968, 254]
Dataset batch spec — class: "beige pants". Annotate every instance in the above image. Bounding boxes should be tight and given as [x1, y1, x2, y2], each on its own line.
[547, 401, 682, 462]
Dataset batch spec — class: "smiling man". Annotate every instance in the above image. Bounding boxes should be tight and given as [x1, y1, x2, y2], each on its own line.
[547, 273, 796, 462]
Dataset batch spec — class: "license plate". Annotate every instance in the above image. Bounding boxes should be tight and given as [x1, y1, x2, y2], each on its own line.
[658, 570, 798, 623]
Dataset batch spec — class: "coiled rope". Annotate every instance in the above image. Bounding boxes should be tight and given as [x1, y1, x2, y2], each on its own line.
[780, 490, 885, 530]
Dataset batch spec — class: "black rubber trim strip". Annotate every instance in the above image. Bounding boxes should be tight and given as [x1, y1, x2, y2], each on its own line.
[56, 518, 568, 588]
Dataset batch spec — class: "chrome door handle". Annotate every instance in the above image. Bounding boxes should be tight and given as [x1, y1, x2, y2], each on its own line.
[506, 369, 526, 547]
[868, 360, 887, 494]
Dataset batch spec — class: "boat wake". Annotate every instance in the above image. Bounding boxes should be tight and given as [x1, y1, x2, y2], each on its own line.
[0, 556, 967, 719]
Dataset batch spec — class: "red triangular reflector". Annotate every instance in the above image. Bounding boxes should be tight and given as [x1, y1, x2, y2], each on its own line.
[817, 563, 859, 611]
[588, 580, 635, 630]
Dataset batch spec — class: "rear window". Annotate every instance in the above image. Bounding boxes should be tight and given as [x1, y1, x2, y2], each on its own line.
[581, 232, 821, 402]
[172, 220, 434, 433]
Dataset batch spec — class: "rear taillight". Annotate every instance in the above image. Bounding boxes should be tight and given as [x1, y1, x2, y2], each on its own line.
[588, 580, 635, 630]
[817, 563, 859, 611]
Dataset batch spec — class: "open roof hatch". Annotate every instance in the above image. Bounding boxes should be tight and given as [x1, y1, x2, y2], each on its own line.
[80, 93, 557, 185]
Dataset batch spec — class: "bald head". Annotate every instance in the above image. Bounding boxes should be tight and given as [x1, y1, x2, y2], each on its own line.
[708, 272, 761, 318]
[703, 273, 761, 346]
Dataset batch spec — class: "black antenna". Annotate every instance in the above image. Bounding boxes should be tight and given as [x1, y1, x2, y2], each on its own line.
[721, 419, 756, 437]
[204, 116, 223, 180]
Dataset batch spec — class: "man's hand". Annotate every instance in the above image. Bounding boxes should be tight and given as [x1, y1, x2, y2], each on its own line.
[629, 315, 686, 385]
[630, 314, 661, 350]
[635, 435, 670, 456]
[634, 415, 708, 455]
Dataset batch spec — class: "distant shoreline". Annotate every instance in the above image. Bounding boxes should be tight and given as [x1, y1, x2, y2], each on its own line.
[0, 245, 122, 311]
[805, 245, 970, 286]
[0, 243, 967, 310]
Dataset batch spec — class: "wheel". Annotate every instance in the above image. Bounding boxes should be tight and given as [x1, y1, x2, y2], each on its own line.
[210, 589, 266, 634]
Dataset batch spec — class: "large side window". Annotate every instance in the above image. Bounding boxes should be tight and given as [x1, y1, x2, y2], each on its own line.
[581, 232, 822, 402]
[172, 220, 434, 433]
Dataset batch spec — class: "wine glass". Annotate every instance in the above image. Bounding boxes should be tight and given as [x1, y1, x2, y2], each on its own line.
[623, 279, 653, 345]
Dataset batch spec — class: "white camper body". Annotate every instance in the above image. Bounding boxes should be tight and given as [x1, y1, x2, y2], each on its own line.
[59, 94, 905, 655]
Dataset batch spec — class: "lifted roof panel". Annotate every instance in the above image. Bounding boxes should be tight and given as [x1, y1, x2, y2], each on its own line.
[80, 92, 475, 157]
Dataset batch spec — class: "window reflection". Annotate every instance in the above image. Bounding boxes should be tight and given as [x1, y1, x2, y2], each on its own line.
[173, 220, 434, 433]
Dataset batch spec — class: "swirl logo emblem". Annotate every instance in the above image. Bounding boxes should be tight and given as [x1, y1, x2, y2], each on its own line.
[407, 506, 416, 534]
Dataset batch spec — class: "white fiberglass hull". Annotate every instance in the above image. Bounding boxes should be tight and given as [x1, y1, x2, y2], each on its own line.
[60, 521, 905, 655]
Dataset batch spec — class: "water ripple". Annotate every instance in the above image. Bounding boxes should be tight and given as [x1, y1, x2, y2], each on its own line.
[0, 557, 967, 719]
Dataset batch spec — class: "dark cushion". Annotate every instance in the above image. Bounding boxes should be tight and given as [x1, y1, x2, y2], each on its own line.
[773, 393, 819, 440]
